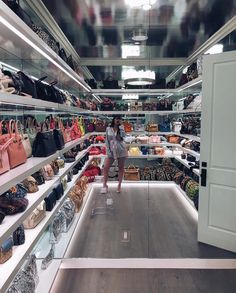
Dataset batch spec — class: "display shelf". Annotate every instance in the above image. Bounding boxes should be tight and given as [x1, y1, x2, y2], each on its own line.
[181, 147, 200, 159]
[92, 109, 201, 115]
[0, 157, 92, 292]
[177, 133, 201, 142]
[0, 153, 59, 196]
[0, 147, 90, 245]
[175, 156, 200, 176]
[176, 76, 202, 92]
[33, 184, 93, 259]
[35, 259, 61, 293]
[0, 2, 90, 93]
[59, 134, 90, 154]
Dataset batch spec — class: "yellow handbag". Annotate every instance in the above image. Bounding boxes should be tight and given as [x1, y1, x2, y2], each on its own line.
[78, 116, 85, 136]
[128, 146, 141, 156]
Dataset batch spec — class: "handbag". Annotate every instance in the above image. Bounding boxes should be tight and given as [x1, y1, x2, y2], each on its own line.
[44, 190, 57, 211]
[95, 120, 107, 132]
[53, 128, 65, 150]
[89, 146, 101, 155]
[50, 160, 59, 175]
[41, 164, 54, 180]
[100, 97, 113, 111]
[167, 135, 180, 144]
[15, 120, 32, 158]
[2, 184, 28, 199]
[31, 170, 45, 185]
[69, 185, 84, 212]
[53, 183, 64, 200]
[59, 199, 75, 232]
[13, 224, 25, 246]
[136, 135, 149, 144]
[49, 213, 62, 244]
[23, 201, 46, 229]
[0, 237, 13, 264]
[124, 165, 140, 180]
[0, 197, 28, 215]
[154, 147, 165, 156]
[123, 121, 133, 133]
[148, 135, 161, 143]
[7, 120, 27, 168]
[146, 122, 158, 132]
[0, 211, 5, 224]
[32, 122, 57, 157]
[0, 121, 12, 174]
[128, 146, 141, 156]
[172, 121, 182, 133]
[25, 117, 37, 147]
[22, 176, 39, 193]
[61, 177, 68, 192]
[70, 117, 81, 140]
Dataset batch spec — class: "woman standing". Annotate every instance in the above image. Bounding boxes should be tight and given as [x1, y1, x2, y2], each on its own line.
[101, 115, 127, 193]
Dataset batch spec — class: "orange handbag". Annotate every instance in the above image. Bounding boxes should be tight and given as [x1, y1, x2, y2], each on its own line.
[7, 120, 27, 169]
[0, 121, 12, 174]
[123, 121, 133, 133]
[167, 135, 180, 144]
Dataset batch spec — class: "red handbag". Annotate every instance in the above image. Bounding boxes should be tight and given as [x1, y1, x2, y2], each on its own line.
[83, 166, 101, 182]
[70, 117, 81, 140]
[95, 136, 105, 143]
[0, 121, 12, 174]
[7, 120, 27, 169]
[89, 147, 101, 155]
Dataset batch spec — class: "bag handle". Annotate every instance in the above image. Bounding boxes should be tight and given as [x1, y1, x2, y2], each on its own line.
[40, 121, 50, 132]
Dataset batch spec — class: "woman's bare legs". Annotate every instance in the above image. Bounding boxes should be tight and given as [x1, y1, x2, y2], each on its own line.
[117, 157, 126, 192]
[103, 157, 114, 189]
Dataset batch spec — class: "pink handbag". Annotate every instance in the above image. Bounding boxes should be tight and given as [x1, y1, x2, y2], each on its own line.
[148, 135, 161, 143]
[136, 135, 149, 144]
[0, 121, 12, 175]
[7, 120, 27, 169]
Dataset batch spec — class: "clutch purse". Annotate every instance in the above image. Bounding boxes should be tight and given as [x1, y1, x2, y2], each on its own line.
[0, 237, 13, 264]
[23, 201, 46, 229]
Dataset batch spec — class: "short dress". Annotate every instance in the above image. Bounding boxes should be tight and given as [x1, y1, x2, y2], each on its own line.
[105, 126, 127, 158]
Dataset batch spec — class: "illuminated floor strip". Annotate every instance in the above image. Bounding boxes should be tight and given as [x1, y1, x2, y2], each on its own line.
[60, 258, 236, 270]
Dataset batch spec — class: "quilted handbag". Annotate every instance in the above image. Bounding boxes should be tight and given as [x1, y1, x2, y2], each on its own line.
[23, 201, 46, 229]
[7, 120, 27, 168]
[13, 224, 25, 246]
[124, 165, 140, 180]
[0, 237, 13, 264]
[22, 176, 39, 193]
[32, 122, 57, 157]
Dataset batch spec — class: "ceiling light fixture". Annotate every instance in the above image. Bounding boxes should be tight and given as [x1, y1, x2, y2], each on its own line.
[122, 68, 155, 86]
[125, 78, 155, 86]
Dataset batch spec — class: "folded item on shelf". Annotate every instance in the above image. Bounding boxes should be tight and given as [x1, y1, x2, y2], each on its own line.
[124, 165, 140, 181]
[23, 201, 46, 229]
[0, 236, 13, 264]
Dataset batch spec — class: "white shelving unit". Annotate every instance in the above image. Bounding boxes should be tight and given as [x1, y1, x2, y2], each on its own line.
[0, 155, 92, 292]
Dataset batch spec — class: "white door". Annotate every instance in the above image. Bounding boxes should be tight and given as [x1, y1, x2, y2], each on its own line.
[198, 50, 236, 253]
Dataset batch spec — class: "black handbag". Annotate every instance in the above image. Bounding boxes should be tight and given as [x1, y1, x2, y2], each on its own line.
[13, 224, 25, 246]
[53, 183, 64, 200]
[35, 76, 50, 101]
[32, 170, 45, 185]
[53, 128, 65, 150]
[0, 211, 5, 224]
[44, 190, 57, 211]
[32, 123, 57, 157]
[59, 48, 68, 62]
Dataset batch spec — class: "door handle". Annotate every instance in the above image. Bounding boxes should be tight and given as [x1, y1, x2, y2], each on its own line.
[201, 168, 207, 187]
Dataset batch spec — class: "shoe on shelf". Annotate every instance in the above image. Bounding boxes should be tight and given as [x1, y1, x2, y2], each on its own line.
[100, 186, 108, 194]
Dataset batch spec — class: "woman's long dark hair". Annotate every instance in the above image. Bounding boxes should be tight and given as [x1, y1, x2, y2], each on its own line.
[110, 115, 122, 127]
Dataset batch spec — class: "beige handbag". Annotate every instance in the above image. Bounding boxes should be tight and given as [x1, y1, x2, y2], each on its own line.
[69, 185, 83, 212]
[146, 122, 158, 132]
[23, 202, 46, 229]
[22, 176, 39, 193]
[124, 165, 140, 180]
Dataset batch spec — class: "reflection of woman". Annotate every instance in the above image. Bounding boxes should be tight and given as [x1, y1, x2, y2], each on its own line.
[101, 115, 127, 193]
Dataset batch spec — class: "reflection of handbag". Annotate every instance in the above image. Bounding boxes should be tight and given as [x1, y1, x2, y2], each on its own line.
[128, 146, 141, 156]
[32, 122, 57, 157]
[23, 201, 46, 229]
[146, 122, 158, 132]
[41, 244, 55, 270]
[60, 199, 75, 232]
[0, 237, 13, 264]
[124, 165, 140, 180]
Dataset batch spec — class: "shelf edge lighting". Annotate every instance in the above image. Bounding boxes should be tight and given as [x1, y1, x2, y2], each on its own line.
[0, 16, 91, 93]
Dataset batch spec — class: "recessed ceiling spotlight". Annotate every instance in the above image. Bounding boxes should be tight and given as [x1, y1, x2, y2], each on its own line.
[132, 28, 148, 42]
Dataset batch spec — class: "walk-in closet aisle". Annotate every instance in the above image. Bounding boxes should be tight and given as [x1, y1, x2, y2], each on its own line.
[48, 183, 236, 293]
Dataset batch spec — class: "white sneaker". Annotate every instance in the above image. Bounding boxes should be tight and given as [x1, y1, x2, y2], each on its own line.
[100, 187, 108, 194]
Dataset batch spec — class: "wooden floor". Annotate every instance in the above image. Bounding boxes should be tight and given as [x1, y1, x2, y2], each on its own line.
[50, 184, 236, 293]
[65, 185, 236, 259]
[50, 268, 236, 293]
